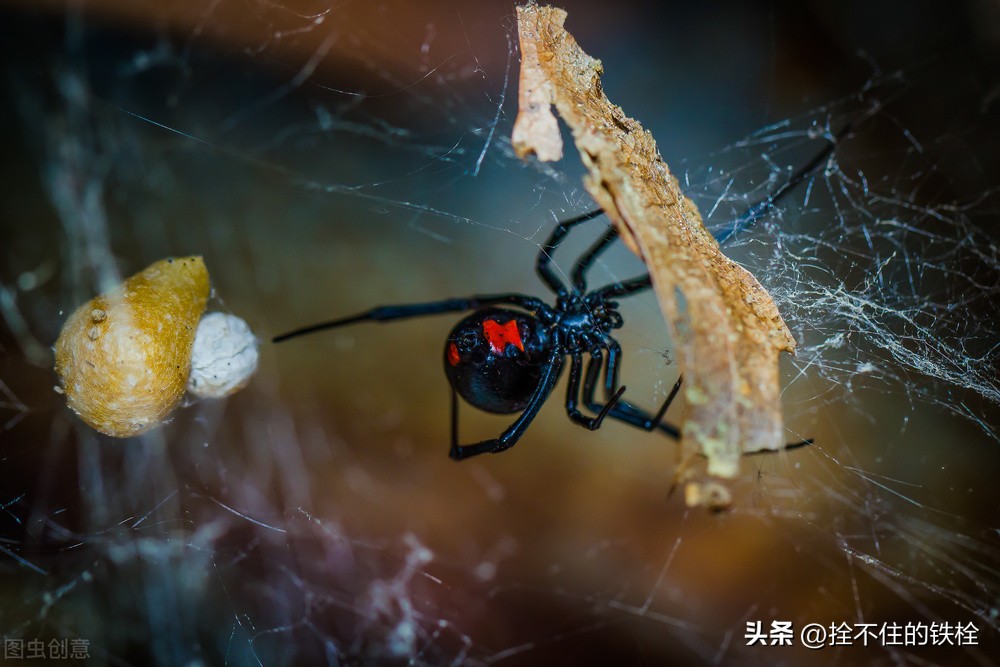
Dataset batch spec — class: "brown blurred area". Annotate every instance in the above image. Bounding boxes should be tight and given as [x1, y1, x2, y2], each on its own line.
[1, 1, 999, 665]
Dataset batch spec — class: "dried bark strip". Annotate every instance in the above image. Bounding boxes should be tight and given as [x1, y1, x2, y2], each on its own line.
[512, 4, 796, 478]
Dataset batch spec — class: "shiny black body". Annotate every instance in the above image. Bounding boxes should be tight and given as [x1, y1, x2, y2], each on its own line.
[444, 308, 550, 414]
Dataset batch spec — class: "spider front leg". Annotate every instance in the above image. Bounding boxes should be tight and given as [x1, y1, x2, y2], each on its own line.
[273, 293, 549, 342]
[570, 224, 617, 292]
[449, 344, 566, 461]
[535, 210, 605, 295]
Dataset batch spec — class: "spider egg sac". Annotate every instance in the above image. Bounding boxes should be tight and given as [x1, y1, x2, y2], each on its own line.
[54, 256, 209, 438]
[186, 312, 259, 399]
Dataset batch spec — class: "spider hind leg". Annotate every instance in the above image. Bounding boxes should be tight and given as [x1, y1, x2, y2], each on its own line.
[448, 345, 566, 461]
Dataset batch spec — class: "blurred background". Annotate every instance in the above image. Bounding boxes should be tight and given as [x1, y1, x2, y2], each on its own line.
[1, 0, 999, 664]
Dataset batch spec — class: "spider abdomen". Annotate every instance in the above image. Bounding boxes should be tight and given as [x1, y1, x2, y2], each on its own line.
[444, 308, 550, 414]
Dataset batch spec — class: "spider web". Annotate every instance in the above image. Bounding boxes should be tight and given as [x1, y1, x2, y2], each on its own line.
[1, 0, 999, 665]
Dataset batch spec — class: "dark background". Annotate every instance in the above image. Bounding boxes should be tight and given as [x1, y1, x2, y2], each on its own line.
[1, 0, 998, 665]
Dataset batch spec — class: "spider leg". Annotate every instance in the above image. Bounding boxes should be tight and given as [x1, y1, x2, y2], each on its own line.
[583, 342, 682, 438]
[593, 274, 653, 299]
[567, 228, 653, 299]
[535, 210, 605, 295]
[449, 387, 460, 454]
[570, 224, 618, 292]
[755, 437, 814, 452]
[714, 123, 851, 246]
[449, 342, 566, 460]
[589, 341, 814, 451]
[564, 352, 626, 429]
[273, 293, 551, 342]
[583, 126, 852, 299]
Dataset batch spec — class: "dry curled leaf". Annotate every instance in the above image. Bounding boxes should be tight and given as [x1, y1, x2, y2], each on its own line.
[512, 4, 796, 479]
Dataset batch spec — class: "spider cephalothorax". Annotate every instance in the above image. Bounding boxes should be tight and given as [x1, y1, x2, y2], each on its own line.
[552, 291, 625, 350]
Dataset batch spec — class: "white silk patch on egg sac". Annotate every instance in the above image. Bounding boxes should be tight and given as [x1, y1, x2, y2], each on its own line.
[187, 312, 259, 399]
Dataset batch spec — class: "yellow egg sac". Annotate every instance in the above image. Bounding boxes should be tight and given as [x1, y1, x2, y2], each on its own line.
[54, 256, 210, 438]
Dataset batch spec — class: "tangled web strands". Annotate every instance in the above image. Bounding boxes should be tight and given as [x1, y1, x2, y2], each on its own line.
[1, 1, 1000, 665]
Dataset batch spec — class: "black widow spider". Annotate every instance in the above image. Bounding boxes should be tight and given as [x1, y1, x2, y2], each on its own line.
[274, 137, 841, 461]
